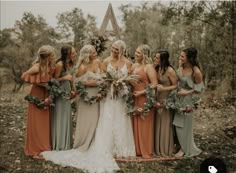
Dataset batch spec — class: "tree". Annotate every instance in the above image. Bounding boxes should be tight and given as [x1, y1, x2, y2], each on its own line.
[0, 12, 59, 92]
[57, 8, 98, 50]
[120, 2, 172, 59]
[231, 1, 236, 99]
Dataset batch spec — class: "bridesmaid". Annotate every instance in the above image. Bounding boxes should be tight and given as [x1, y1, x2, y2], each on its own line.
[51, 45, 76, 150]
[154, 50, 178, 157]
[173, 47, 203, 157]
[73, 45, 101, 151]
[22, 45, 55, 159]
[132, 44, 157, 158]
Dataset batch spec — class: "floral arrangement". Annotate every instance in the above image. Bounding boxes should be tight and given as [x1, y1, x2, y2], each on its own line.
[46, 78, 70, 99]
[75, 81, 108, 104]
[24, 95, 54, 109]
[90, 36, 108, 56]
[125, 85, 156, 118]
[100, 70, 140, 99]
[164, 89, 200, 113]
[100, 70, 156, 118]
[24, 78, 70, 109]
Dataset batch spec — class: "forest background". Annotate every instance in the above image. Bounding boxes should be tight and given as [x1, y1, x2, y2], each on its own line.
[0, 1, 235, 173]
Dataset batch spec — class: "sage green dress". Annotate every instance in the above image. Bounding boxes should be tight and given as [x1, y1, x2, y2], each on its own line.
[172, 71, 204, 157]
[155, 73, 174, 156]
[51, 69, 72, 150]
[73, 71, 100, 151]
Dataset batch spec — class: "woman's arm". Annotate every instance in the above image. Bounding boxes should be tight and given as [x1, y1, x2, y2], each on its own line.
[157, 67, 178, 91]
[55, 62, 72, 81]
[21, 64, 39, 77]
[146, 64, 158, 88]
[178, 66, 203, 96]
[133, 64, 157, 97]
[193, 66, 203, 84]
[21, 64, 48, 87]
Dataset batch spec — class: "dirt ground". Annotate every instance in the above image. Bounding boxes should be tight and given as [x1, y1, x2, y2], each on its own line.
[0, 84, 235, 173]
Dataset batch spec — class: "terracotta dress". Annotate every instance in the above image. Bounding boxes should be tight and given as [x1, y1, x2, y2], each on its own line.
[132, 68, 154, 158]
[172, 70, 204, 157]
[154, 73, 174, 156]
[22, 71, 52, 156]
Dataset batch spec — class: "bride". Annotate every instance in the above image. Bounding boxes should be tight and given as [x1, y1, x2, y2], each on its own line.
[41, 41, 135, 173]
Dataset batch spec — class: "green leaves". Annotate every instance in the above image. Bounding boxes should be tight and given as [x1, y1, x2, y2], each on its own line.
[75, 81, 108, 105]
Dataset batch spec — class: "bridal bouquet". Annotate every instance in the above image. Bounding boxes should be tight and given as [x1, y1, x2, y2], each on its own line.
[100, 70, 140, 99]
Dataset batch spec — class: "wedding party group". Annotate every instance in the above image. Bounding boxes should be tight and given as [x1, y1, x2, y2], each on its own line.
[21, 39, 204, 173]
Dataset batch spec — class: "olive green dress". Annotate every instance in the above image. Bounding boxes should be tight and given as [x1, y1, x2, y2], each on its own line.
[154, 73, 174, 156]
[172, 71, 204, 157]
[51, 70, 72, 150]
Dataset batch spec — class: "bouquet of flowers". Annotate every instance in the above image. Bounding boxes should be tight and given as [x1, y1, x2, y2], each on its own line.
[75, 81, 108, 104]
[24, 78, 70, 109]
[46, 78, 70, 99]
[125, 85, 156, 118]
[164, 89, 200, 114]
[24, 95, 54, 109]
[100, 70, 140, 99]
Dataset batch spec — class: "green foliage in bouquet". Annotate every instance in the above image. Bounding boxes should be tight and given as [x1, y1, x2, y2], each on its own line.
[24, 95, 54, 109]
[75, 81, 108, 104]
[164, 89, 200, 113]
[46, 78, 70, 99]
[125, 85, 156, 118]
[24, 78, 70, 109]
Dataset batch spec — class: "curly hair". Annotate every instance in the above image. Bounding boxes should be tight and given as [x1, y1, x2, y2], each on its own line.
[137, 44, 152, 64]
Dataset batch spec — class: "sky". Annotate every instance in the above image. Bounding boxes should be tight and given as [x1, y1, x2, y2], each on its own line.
[0, 1, 147, 30]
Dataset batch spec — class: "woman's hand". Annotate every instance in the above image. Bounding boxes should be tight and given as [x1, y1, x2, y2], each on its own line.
[83, 79, 97, 86]
[177, 89, 192, 96]
[157, 84, 165, 92]
[133, 90, 144, 97]
[63, 74, 73, 81]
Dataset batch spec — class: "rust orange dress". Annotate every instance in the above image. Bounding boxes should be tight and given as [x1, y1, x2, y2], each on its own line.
[132, 68, 154, 158]
[22, 68, 53, 157]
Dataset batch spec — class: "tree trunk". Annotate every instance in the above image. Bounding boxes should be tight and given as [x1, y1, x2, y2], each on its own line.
[232, 1, 236, 99]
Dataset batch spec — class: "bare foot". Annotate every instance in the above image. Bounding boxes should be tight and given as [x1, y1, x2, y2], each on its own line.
[142, 155, 153, 159]
[32, 155, 45, 160]
[174, 149, 184, 157]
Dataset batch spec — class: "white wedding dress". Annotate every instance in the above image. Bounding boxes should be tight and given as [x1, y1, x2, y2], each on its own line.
[41, 63, 135, 173]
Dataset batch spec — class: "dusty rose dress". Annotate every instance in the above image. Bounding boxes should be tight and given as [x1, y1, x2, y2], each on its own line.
[22, 69, 53, 156]
[132, 68, 154, 158]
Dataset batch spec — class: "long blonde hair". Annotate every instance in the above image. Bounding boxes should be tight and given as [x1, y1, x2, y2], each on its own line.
[34, 45, 55, 75]
[75, 45, 94, 72]
[112, 40, 126, 59]
[138, 44, 152, 64]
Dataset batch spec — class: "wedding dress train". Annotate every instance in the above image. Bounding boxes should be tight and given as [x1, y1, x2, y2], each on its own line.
[41, 63, 135, 173]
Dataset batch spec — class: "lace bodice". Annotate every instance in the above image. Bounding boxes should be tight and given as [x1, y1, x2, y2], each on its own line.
[107, 63, 128, 77]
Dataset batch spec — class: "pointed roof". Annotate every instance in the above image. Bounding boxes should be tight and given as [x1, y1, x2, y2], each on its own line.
[100, 3, 120, 36]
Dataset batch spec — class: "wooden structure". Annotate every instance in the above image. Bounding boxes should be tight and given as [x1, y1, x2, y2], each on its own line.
[100, 3, 121, 37]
